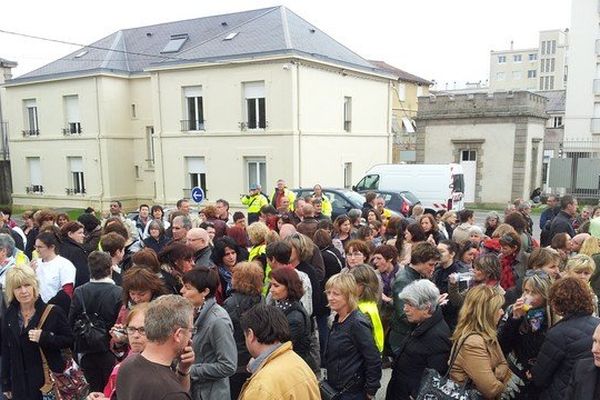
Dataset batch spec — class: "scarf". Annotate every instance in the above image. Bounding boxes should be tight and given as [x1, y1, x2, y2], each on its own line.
[274, 299, 293, 313]
[525, 307, 546, 333]
[218, 266, 233, 297]
[380, 264, 399, 296]
[500, 253, 517, 290]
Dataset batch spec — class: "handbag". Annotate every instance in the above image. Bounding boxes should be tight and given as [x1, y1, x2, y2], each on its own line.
[319, 374, 359, 400]
[414, 333, 483, 400]
[72, 289, 109, 353]
[38, 305, 90, 400]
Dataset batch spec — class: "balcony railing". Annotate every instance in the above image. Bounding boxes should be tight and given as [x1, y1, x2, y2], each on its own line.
[180, 120, 205, 131]
[591, 118, 600, 134]
[22, 129, 39, 137]
[62, 122, 82, 136]
[25, 185, 44, 194]
[65, 188, 86, 195]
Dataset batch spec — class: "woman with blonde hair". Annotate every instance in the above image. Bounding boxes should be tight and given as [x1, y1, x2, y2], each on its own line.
[323, 273, 381, 399]
[349, 264, 384, 353]
[498, 270, 556, 398]
[449, 285, 513, 399]
[579, 236, 600, 257]
[2, 264, 73, 400]
[246, 222, 270, 268]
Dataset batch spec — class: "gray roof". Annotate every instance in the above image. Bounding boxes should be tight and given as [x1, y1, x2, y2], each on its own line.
[10, 6, 383, 84]
[538, 90, 565, 113]
[368, 60, 431, 86]
[0, 58, 17, 68]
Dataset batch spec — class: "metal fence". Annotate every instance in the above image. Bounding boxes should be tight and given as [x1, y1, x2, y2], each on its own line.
[545, 138, 600, 200]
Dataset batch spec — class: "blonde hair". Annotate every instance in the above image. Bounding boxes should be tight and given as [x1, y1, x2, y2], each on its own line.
[522, 272, 557, 327]
[325, 272, 359, 311]
[440, 211, 457, 223]
[452, 285, 504, 343]
[491, 223, 518, 239]
[284, 233, 315, 262]
[579, 237, 600, 257]
[565, 254, 596, 274]
[349, 264, 381, 303]
[246, 222, 270, 246]
[5, 264, 39, 304]
[125, 302, 150, 326]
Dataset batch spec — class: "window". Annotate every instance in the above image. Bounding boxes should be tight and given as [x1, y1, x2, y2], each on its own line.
[498, 55, 506, 63]
[397, 83, 406, 101]
[549, 58, 555, 73]
[496, 72, 505, 81]
[343, 96, 352, 132]
[529, 53, 537, 61]
[461, 150, 477, 161]
[246, 157, 266, 192]
[131, 104, 137, 119]
[552, 116, 563, 128]
[186, 157, 207, 198]
[183, 86, 204, 131]
[63, 95, 81, 135]
[513, 54, 522, 62]
[161, 34, 189, 53]
[343, 162, 352, 189]
[549, 76, 554, 90]
[540, 77, 544, 90]
[244, 82, 266, 129]
[416, 86, 424, 97]
[68, 157, 85, 195]
[512, 71, 522, 80]
[134, 165, 140, 179]
[23, 99, 39, 136]
[146, 126, 155, 168]
[224, 32, 239, 41]
[541, 41, 546, 55]
[551, 40, 556, 54]
[27, 157, 43, 194]
[528, 70, 537, 78]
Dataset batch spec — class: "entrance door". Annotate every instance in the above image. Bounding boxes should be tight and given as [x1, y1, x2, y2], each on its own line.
[461, 150, 477, 203]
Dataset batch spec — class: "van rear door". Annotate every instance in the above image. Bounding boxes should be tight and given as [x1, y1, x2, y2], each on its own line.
[354, 174, 379, 191]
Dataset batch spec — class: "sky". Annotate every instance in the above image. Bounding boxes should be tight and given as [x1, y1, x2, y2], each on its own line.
[0, 0, 571, 88]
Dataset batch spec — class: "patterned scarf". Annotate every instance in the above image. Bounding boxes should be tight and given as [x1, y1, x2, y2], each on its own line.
[274, 299, 292, 313]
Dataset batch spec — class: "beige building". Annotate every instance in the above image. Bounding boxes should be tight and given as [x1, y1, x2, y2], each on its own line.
[369, 61, 431, 163]
[416, 91, 547, 204]
[489, 29, 568, 92]
[4, 7, 394, 210]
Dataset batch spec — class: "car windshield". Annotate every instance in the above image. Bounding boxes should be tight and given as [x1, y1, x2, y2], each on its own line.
[401, 191, 420, 204]
[339, 190, 366, 205]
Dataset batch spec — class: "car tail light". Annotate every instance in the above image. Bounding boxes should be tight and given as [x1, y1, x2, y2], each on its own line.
[447, 199, 453, 210]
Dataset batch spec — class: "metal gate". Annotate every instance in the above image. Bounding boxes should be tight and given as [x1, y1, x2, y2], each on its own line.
[546, 139, 600, 200]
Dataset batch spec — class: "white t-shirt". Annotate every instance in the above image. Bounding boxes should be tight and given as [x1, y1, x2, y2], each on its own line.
[36, 255, 76, 302]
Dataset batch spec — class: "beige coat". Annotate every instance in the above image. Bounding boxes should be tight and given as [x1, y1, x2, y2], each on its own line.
[239, 341, 320, 400]
[449, 334, 512, 400]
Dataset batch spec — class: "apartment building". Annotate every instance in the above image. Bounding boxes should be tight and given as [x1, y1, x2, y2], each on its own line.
[3, 7, 394, 210]
[489, 29, 568, 92]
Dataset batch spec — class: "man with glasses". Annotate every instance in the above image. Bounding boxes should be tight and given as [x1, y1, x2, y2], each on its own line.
[186, 228, 213, 268]
[116, 295, 195, 400]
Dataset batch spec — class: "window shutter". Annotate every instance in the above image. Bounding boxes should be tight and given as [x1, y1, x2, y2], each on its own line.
[184, 86, 203, 97]
[65, 96, 79, 122]
[28, 158, 42, 185]
[69, 157, 83, 173]
[244, 82, 265, 99]
[187, 157, 205, 173]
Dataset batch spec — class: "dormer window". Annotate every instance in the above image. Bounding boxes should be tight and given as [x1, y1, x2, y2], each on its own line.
[161, 34, 189, 53]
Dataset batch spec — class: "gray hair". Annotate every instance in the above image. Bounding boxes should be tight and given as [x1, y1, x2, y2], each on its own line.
[348, 209, 362, 220]
[517, 201, 532, 211]
[398, 279, 440, 312]
[0, 234, 16, 257]
[144, 295, 193, 343]
[172, 215, 192, 230]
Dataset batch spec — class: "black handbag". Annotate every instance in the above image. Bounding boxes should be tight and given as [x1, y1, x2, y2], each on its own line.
[72, 290, 109, 354]
[415, 333, 483, 400]
[319, 374, 359, 400]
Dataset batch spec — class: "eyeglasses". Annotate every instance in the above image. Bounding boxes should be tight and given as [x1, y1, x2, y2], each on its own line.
[187, 237, 203, 242]
[126, 326, 146, 335]
[525, 269, 549, 279]
[181, 326, 197, 335]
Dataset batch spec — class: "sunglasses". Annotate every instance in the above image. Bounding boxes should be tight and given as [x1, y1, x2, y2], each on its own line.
[525, 269, 549, 279]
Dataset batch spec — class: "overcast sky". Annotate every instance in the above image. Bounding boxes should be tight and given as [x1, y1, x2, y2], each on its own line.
[1, 0, 571, 88]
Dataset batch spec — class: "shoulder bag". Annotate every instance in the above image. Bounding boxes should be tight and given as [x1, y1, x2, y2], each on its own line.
[72, 289, 109, 354]
[37, 305, 90, 400]
[414, 332, 483, 400]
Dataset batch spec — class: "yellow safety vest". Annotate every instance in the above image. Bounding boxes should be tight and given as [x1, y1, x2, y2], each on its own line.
[358, 300, 384, 353]
[241, 194, 269, 214]
[316, 194, 332, 217]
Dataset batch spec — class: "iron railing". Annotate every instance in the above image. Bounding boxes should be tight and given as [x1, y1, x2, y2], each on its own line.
[180, 120, 205, 131]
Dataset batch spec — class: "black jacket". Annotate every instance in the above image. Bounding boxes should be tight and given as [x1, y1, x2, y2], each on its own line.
[68, 281, 123, 352]
[222, 292, 262, 372]
[564, 357, 600, 400]
[59, 236, 90, 287]
[1, 298, 73, 400]
[296, 261, 321, 317]
[324, 310, 382, 397]
[143, 235, 170, 255]
[314, 246, 343, 317]
[283, 301, 317, 372]
[532, 313, 600, 400]
[386, 307, 451, 400]
[548, 211, 575, 242]
[432, 261, 468, 331]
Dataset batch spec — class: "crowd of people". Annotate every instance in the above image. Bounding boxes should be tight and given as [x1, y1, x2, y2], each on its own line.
[0, 185, 599, 399]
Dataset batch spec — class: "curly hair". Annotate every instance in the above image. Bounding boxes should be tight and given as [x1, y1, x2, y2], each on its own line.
[231, 262, 264, 296]
[550, 277, 594, 316]
[270, 267, 304, 302]
[247, 222, 270, 246]
[491, 223, 517, 239]
[372, 244, 398, 262]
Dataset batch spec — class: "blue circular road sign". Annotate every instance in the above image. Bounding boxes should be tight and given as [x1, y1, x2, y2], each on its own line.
[191, 186, 204, 203]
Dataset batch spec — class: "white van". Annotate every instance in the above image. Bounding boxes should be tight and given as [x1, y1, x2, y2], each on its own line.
[353, 164, 465, 211]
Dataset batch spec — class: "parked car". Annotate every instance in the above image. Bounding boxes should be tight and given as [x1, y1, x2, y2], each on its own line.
[292, 187, 368, 221]
[357, 189, 420, 217]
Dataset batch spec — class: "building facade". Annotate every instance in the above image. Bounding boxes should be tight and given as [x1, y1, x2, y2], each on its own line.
[415, 91, 547, 204]
[4, 7, 394, 210]
[0, 58, 17, 203]
[489, 30, 568, 92]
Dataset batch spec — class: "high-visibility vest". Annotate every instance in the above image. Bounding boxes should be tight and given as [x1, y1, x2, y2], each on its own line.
[358, 300, 384, 353]
[241, 194, 269, 214]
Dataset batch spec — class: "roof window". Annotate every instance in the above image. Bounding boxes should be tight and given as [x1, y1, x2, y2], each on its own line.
[74, 50, 88, 58]
[224, 32, 239, 41]
[161, 34, 189, 53]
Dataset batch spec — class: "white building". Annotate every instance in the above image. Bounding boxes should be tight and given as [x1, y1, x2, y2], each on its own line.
[3, 7, 394, 210]
[489, 30, 568, 92]
[564, 0, 599, 138]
